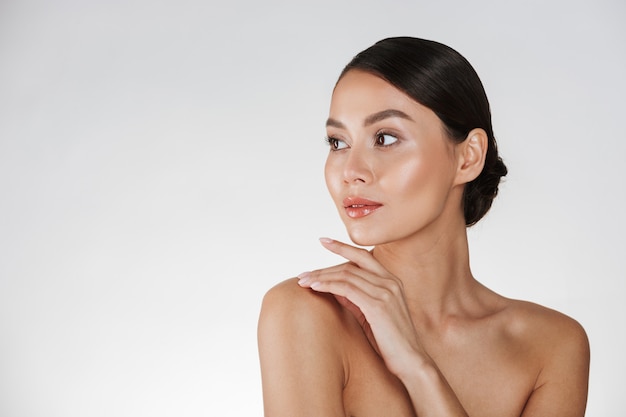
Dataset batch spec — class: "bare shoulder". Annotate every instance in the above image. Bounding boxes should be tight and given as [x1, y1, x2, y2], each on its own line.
[499, 298, 589, 356]
[496, 297, 590, 415]
[259, 277, 347, 336]
[258, 278, 348, 416]
[261, 277, 338, 311]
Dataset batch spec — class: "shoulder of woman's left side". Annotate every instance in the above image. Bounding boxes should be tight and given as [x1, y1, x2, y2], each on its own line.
[496, 299, 590, 410]
[500, 298, 589, 355]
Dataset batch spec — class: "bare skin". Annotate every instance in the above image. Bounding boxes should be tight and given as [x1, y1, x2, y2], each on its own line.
[258, 70, 590, 416]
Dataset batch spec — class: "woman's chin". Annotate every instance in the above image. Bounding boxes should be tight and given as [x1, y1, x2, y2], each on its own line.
[346, 230, 381, 247]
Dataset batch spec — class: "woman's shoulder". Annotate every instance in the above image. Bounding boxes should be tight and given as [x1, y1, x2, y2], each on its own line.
[260, 277, 346, 328]
[258, 278, 350, 357]
[258, 278, 349, 414]
[500, 298, 587, 341]
[497, 297, 589, 366]
[488, 297, 590, 412]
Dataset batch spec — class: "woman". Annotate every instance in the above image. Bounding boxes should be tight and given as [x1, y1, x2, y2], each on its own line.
[258, 37, 589, 416]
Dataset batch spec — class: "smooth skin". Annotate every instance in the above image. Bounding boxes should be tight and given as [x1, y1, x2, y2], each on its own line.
[258, 70, 590, 417]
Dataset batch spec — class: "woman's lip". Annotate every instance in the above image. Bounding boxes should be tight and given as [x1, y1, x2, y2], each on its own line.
[342, 197, 383, 219]
[343, 197, 383, 207]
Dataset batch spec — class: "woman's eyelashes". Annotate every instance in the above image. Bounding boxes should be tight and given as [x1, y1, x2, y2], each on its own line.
[374, 131, 399, 147]
[325, 136, 348, 151]
[325, 131, 399, 151]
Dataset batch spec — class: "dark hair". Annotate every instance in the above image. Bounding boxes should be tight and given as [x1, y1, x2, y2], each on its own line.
[339, 37, 508, 226]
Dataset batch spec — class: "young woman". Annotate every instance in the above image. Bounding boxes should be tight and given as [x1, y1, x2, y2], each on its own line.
[258, 37, 589, 417]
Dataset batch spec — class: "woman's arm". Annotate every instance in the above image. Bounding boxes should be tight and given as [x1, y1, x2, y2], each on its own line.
[519, 313, 590, 417]
[258, 279, 347, 417]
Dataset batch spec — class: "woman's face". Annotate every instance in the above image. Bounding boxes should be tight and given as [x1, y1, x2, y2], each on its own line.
[324, 70, 464, 246]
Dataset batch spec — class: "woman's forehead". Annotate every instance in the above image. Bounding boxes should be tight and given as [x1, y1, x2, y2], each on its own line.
[329, 70, 434, 125]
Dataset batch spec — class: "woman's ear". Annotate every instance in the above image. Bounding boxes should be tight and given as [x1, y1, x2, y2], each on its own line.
[454, 128, 487, 185]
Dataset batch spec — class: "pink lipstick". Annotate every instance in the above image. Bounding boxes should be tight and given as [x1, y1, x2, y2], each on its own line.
[343, 197, 383, 219]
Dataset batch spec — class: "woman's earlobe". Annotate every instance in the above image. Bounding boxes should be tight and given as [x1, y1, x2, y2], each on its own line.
[456, 128, 488, 184]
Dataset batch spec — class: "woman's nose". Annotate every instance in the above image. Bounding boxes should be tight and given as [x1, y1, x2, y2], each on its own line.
[343, 148, 373, 184]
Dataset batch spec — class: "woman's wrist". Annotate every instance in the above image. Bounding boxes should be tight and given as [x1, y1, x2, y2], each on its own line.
[394, 349, 439, 390]
[396, 351, 469, 416]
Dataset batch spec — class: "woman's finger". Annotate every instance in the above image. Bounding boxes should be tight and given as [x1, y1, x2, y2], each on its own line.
[298, 262, 380, 288]
[319, 237, 388, 275]
[298, 264, 381, 295]
[301, 267, 405, 326]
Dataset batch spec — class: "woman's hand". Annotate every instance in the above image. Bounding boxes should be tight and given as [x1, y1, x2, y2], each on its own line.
[297, 237, 428, 378]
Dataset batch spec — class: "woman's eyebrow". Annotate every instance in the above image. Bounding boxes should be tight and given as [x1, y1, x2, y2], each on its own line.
[364, 109, 413, 126]
[326, 118, 345, 128]
[326, 109, 413, 129]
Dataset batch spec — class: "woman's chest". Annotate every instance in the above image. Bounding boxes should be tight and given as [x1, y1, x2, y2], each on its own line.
[341, 325, 538, 417]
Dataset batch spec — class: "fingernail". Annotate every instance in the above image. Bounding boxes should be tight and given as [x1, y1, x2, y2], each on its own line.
[297, 272, 311, 285]
[319, 237, 333, 244]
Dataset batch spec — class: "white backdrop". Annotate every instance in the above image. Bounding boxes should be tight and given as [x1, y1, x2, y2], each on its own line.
[0, 0, 624, 415]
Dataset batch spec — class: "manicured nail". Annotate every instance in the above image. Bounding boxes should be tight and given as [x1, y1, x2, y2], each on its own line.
[297, 272, 311, 285]
[319, 237, 333, 244]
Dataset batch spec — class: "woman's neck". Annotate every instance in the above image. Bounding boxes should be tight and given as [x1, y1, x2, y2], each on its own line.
[371, 221, 477, 326]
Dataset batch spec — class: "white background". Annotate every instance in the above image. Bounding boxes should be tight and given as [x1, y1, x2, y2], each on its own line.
[0, 0, 624, 415]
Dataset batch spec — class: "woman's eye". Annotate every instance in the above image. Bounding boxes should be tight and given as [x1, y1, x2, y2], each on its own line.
[327, 137, 348, 150]
[375, 133, 398, 146]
